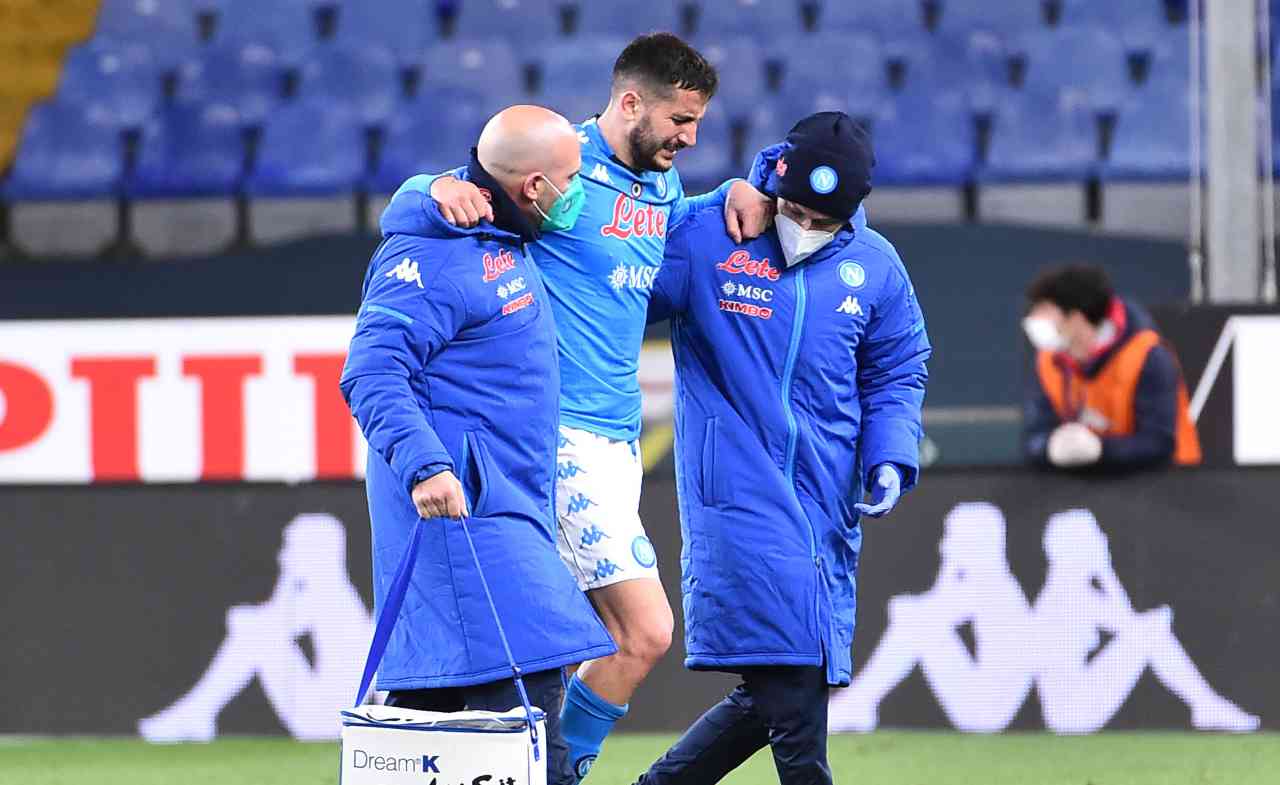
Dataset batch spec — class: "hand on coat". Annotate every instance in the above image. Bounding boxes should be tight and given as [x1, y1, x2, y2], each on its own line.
[412, 470, 469, 519]
[1047, 423, 1102, 468]
[854, 464, 902, 519]
[724, 180, 774, 243]
[430, 175, 494, 227]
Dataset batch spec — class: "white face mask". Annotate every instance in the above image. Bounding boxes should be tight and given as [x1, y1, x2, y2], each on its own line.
[775, 212, 836, 267]
[1022, 316, 1067, 352]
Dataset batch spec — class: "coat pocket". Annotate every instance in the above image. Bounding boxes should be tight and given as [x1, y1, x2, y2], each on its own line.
[701, 417, 720, 508]
[462, 431, 493, 517]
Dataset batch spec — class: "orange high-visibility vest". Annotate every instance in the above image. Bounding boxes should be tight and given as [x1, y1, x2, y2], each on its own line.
[1036, 329, 1202, 465]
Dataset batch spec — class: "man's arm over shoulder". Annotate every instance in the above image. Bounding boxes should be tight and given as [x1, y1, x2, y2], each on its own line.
[1098, 342, 1178, 468]
[340, 241, 469, 493]
[856, 253, 931, 491]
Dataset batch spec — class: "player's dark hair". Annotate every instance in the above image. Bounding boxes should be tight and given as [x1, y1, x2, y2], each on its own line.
[1025, 264, 1114, 324]
[611, 32, 718, 99]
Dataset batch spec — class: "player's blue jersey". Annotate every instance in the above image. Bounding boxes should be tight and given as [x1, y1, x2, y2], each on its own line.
[407, 118, 732, 441]
[532, 118, 728, 440]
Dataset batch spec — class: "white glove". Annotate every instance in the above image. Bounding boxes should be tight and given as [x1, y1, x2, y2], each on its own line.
[1047, 423, 1103, 467]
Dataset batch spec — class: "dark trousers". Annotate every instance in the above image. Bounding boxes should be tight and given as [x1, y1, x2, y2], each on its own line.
[387, 668, 571, 785]
[637, 665, 832, 785]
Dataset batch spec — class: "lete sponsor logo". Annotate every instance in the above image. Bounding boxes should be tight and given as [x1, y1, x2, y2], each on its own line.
[600, 194, 668, 240]
[0, 316, 365, 483]
[481, 249, 518, 283]
[715, 250, 781, 281]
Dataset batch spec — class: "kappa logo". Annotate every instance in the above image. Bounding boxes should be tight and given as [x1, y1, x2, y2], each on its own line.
[481, 248, 518, 283]
[386, 258, 423, 289]
[589, 163, 611, 184]
[594, 559, 623, 581]
[580, 525, 610, 547]
[836, 295, 864, 317]
[556, 460, 586, 480]
[600, 194, 668, 240]
[566, 493, 595, 515]
[716, 249, 781, 281]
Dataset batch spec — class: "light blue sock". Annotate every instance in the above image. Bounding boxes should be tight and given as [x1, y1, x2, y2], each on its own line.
[560, 674, 628, 782]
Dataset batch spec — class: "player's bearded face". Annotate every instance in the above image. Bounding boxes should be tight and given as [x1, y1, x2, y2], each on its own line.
[627, 88, 708, 172]
[627, 112, 681, 172]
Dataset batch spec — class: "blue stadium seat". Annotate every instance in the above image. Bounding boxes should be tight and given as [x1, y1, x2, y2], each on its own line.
[778, 32, 886, 96]
[1058, 0, 1167, 41]
[299, 45, 401, 127]
[538, 37, 627, 111]
[370, 89, 489, 192]
[983, 90, 1098, 181]
[1141, 26, 1191, 86]
[814, 0, 925, 38]
[176, 45, 284, 128]
[333, 0, 433, 63]
[871, 86, 976, 185]
[694, 37, 767, 122]
[129, 103, 244, 197]
[741, 100, 791, 164]
[93, 0, 200, 68]
[53, 41, 162, 130]
[245, 98, 365, 196]
[1105, 79, 1191, 180]
[691, 0, 803, 38]
[420, 38, 524, 104]
[4, 102, 124, 200]
[1018, 27, 1128, 111]
[673, 111, 733, 192]
[213, 0, 320, 63]
[542, 92, 607, 125]
[451, 0, 561, 42]
[572, 0, 682, 37]
[936, 0, 1045, 37]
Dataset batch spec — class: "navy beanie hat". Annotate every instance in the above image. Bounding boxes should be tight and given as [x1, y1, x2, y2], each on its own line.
[775, 111, 874, 222]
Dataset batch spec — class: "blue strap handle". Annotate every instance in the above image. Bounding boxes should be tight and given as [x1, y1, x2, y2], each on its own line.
[352, 516, 540, 762]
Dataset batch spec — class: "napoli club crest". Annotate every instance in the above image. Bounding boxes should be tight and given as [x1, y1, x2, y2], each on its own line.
[838, 261, 866, 289]
[810, 165, 838, 194]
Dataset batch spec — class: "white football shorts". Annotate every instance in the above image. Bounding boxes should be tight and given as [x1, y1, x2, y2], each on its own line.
[554, 425, 659, 591]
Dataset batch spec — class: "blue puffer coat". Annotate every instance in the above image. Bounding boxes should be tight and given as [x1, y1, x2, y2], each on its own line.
[341, 173, 615, 690]
[649, 145, 931, 686]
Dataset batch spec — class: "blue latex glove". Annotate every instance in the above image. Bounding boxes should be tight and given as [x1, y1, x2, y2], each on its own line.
[854, 464, 902, 518]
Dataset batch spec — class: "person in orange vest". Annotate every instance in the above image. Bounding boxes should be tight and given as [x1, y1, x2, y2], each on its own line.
[1022, 265, 1201, 470]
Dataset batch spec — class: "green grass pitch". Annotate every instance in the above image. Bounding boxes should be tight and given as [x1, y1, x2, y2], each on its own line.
[2, 732, 1276, 785]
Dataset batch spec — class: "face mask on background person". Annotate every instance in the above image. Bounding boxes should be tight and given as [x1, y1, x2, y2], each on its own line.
[533, 173, 585, 232]
[775, 212, 837, 267]
[1022, 316, 1067, 352]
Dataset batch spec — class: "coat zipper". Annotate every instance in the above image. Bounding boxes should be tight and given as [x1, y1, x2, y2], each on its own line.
[779, 267, 825, 662]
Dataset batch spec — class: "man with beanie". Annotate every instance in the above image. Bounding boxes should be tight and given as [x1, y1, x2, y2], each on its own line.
[638, 112, 931, 784]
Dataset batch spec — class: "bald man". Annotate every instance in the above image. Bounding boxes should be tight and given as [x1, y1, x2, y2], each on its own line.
[341, 106, 615, 785]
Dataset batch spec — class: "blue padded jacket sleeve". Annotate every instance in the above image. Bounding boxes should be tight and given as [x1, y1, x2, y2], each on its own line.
[856, 262, 931, 490]
[1099, 344, 1178, 468]
[340, 241, 469, 494]
[649, 218, 694, 324]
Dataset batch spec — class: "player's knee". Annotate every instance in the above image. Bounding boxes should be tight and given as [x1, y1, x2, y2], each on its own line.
[620, 614, 673, 668]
